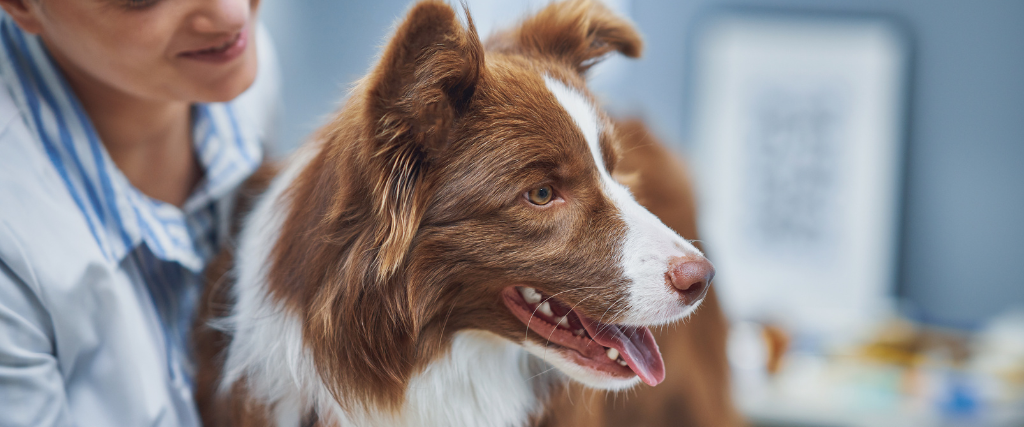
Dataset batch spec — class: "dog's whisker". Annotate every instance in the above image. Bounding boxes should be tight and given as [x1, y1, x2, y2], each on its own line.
[523, 285, 605, 342]
[437, 302, 457, 350]
[543, 293, 600, 351]
[532, 287, 604, 361]
[540, 285, 605, 302]
[528, 364, 561, 380]
[584, 293, 631, 350]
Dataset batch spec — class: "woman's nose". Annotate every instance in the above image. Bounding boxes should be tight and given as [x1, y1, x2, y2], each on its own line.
[190, 0, 250, 34]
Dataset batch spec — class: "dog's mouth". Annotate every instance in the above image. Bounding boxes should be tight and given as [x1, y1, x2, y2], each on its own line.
[501, 286, 665, 386]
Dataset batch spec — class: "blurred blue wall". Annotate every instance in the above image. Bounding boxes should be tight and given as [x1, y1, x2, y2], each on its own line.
[260, 0, 1024, 328]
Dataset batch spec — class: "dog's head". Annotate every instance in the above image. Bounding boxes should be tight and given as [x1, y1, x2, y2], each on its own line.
[268, 0, 713, 411]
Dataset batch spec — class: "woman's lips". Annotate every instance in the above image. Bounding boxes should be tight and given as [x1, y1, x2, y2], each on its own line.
[179, 28, 248, 64]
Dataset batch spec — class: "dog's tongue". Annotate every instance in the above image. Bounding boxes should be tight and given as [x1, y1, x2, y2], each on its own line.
[578, 315, 665, 386]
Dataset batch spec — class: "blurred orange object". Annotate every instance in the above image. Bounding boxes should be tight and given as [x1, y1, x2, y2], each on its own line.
[762, 323, 791, 375]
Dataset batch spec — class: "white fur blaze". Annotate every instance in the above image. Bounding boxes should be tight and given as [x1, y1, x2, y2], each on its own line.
[543, 76, 705, 326]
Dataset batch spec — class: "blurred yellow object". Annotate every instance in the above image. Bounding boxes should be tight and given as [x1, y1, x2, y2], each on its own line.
[856, 318, 970, 370]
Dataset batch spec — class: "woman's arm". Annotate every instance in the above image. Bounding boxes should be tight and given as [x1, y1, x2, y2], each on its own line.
[0, 257, 74, 427]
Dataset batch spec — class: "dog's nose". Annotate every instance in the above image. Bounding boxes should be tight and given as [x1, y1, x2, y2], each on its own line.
[667, 256, 714, 305]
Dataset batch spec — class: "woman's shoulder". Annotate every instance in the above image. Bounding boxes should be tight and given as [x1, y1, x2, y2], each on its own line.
[0, 85, 110, 297]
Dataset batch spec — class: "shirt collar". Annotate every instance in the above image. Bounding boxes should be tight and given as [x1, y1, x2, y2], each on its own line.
[0, 16, 262, 272]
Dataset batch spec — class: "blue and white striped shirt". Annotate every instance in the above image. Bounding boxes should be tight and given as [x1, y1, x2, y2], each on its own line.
[0, 14, 277, 427]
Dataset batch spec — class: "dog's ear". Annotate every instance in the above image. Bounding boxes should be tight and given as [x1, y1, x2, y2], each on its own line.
[487, 0, 642, 74]
[366, 0, 483, 154]
[362, 0, 483, 279]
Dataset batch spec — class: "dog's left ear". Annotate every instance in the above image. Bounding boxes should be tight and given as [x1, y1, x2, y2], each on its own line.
[487, 0, 642, 74]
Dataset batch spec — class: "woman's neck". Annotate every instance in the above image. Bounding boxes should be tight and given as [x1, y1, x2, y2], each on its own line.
[47, 42, 201, 208]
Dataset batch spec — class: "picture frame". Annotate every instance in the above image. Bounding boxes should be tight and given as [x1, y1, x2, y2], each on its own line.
[688, 10, 911, 340]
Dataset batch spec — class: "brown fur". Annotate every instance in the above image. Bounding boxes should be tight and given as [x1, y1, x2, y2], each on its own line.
[194, 1, 738, 426]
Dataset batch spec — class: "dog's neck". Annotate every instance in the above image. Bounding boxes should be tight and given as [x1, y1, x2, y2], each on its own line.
[221, 147, 560, 427]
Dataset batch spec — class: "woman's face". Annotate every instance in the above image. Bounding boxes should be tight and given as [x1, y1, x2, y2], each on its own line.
[14, 0, 260, 103]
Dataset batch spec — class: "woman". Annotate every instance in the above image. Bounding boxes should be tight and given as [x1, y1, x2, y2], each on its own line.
[0, 0, 275, 425]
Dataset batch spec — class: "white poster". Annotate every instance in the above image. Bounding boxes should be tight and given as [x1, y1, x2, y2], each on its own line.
[690, 13, 909, 339]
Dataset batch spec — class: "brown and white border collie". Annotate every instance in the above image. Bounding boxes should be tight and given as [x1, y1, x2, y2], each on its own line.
[196, 1, 714, 426]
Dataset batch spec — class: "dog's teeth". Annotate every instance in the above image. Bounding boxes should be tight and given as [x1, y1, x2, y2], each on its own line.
[537, 301, 553, 317]
[520, 287, 542, 304]
[606, 348, 619, 361]
[557, 316, 569, 328]
[618, 359, 628, 366]
[574, 329, 585, 336]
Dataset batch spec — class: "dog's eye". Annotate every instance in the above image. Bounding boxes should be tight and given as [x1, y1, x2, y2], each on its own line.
[527, 186, 554, 205]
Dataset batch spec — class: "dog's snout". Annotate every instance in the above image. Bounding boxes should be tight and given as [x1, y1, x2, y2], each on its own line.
[667, 256, 714, 305]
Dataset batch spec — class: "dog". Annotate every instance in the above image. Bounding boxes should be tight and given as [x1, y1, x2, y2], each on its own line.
[194, 1, 717, 426]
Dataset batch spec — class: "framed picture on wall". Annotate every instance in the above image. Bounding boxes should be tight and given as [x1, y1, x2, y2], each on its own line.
[689, 11, 910, 340]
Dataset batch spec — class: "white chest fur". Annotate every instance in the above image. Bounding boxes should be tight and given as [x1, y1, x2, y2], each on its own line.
[389, 331, 557, 427]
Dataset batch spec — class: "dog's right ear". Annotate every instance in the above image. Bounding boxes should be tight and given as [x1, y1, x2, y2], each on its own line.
[365, 0, 483, 154]
[361, 0, 483, 280]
